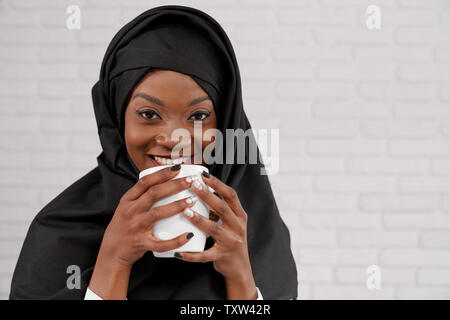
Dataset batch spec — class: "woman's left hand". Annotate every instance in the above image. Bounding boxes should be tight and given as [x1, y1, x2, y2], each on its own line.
[175, 171, 253, 283]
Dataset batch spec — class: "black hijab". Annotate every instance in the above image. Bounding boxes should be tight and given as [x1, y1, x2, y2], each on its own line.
[9, 5, 298, 300]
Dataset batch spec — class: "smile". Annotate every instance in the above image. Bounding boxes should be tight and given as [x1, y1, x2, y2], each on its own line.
[148, 155, 193, 165]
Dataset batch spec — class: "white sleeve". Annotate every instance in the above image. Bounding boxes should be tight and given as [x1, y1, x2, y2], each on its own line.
[85, 286, 262, 300]
[256, 286, 263, 300]
[84, 287, 103, 300]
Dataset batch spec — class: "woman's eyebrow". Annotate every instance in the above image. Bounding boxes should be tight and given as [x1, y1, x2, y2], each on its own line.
[132, 92, 211, 107]
[132, 93, 165, 106]
[187, 96, 211, 106]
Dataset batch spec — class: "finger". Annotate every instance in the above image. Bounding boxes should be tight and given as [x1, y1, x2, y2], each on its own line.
[174, 246, 221, 263]
[122, 165, 182, 201]
[200, 171, 247, 219]
[133, 176, 192, 212]
[142, 195, 198, 227]
[189, 175, 240, 228]
[144, 231, 193, 254]
[182, 207, 240, 245]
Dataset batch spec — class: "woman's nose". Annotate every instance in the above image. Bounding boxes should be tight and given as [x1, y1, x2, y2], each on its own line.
[155, 131, 192, 152]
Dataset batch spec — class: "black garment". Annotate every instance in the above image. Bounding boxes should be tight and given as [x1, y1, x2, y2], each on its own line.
[9, 5, 298, 300]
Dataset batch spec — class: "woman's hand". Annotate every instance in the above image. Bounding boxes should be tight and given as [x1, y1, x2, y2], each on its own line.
[174, 171, 258, 299]
[100, 165, 196, 267]
[89, 165, 196, 299]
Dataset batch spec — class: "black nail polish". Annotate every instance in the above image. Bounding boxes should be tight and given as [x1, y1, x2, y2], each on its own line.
[171, 164, 181, 171]
[213, 191, 223, 199]
[186, 232, 194, 239]
[202, 170, 211, 178]
[174, 252, 183, 258]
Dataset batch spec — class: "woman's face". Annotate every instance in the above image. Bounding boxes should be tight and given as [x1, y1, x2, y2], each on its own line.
[124, 69, 217, 171]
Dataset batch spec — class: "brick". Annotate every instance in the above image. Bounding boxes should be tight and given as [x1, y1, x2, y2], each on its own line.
[313, 26, 393, 45]
[0, 28, 76, 45]
[321, 0, 398, 8]
[397, 64, 450, 82]
[0, 240, 23, 257]
[336, 266, 415, 285]
[278, 156, 345, 173]
[299, 266, 333, 283]
[395, 102, 450, 119]
[293, 229, 336, 247]
[281, 119, 358, 138]
[399, 176, 450, 193]
[358, 82, 435, 101]
[313, 285, 396, 300]
[315, 175, 396, 193]
[278, 8, 358, 25]
[381, 249, 450, 266]
[347, 157, 429, 174]
[418, 269, 450, 286]
[282, 193, 357, 212]
[299, 248, 378, 265]
[300, 213, 382, 229]
[389, 139, 450, 156]
[317, 63, 395, 81]
[396, 287, 450, 300]
[338, 231, 418, 247]
[434, 45, 450, 62]
[361, 120, 439, 138]
[312, 101, 392, 119]
[0, 205, 37, 222]
[1, 63, 79, 80]
[421, 232, 450, 248]
[0, 188, 39, 205]
[38, 45, 105, 63]
[398, 0, 450, 9]
[307, 139, 386, 156]
[396, 27, 450, 45]
[360, 194, 440, 213]
[384, 214, 450, 229]
[273, 44, 351, 60]
[355, 46, 432, 62]
[0, 222, 29, 240]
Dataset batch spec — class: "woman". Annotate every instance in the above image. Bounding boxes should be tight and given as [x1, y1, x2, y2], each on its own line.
[9, 5, 298, 300]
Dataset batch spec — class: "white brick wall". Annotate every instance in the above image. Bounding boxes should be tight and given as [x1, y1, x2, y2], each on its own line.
[1, 0, 449, 300]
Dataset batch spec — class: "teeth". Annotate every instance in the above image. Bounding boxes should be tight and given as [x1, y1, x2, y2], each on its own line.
[153, 155, 190, 165]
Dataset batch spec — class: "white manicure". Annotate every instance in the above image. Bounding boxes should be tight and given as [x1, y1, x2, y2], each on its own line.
[193, 180, 202, 190]
[184, 208, 194, 217]
[186, 176, 193, 183]
[186, 196, 198, 204]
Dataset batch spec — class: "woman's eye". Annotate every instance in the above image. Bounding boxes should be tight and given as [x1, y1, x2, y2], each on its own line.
[189, 111, 210, 121]
[136, 110, 161, 120]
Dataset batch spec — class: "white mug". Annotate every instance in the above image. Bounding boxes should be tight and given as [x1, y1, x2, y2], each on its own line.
[139, 164, 211, 258]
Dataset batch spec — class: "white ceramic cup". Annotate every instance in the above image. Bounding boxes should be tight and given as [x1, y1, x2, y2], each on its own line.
[139, 164, 212, 258]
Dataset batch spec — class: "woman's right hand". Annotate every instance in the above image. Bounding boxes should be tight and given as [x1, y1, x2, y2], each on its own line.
[88, 164, 196, 299]
[99, 164, 196, 268]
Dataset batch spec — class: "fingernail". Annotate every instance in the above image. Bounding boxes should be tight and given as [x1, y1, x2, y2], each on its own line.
[174, 252, 183, 258]
[193, 181, 202, 190]
[213, 191, 223, 199]
[186, 176, 193, 183]
[186, 232, 194, 239]
[201, 170, 211, 179]
[171, 164, 181, 171]
[185, 196, 198, 204]
[184, 208, 194, 217]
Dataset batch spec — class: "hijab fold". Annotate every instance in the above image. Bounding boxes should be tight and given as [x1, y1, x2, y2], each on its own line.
[9, 5, 298, 300]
